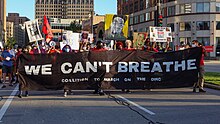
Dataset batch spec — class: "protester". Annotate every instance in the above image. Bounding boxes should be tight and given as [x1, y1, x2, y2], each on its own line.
[124, 40, 135, 50]
[142, 38, 158, 52]
[192, 40, 207, 93]
[47, 45, 62, 54]
[91, 41, 106, 95]
[1, 46, 15, 88]
[116, 41, 124, 50]
[16, 46, 28, 98]
[62, 45, 72, 97]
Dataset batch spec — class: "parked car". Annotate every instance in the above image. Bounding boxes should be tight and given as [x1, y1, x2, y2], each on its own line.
[216, 46, 220, 56]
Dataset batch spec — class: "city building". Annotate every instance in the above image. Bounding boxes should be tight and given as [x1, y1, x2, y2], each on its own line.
[35, 0, 94, 23]
[0, 0, 6, 46]
[6, 13, 30, 47]
[82, 15, 105, 33]
[117, 0, 220, 57]
[6, 22, 14, 38]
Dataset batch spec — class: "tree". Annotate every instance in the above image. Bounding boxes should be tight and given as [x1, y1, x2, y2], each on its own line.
[6, 37, 16, 48]
[66, 21, 82, 32]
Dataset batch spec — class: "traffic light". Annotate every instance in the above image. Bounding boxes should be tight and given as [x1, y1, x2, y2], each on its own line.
[158, 15, 163, 27]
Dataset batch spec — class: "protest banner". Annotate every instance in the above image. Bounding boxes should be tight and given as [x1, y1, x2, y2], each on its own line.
[61, 31, 80, 50]
[149, 26, 172, 42]
[25, 19, 43, 42]
[18, 47, 202, 91]
[133, 32, 148, 49]
[105, 14, 129, 40]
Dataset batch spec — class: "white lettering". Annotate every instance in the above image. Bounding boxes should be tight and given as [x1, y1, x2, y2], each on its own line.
[41, 64, 52, 75]
[25, 65, 41, 75]
[163, 62, 174, 72]
[61, 62, 72, 74]
[187, 59, 197, 70]
[86, 62, 97, 72]
[151, 62, 162, 72]
[141, 62, 150, 72]
[73, 62, 85, 73]
[102, 62, 113, 73]
[175, 60, 186, 71]
[129, 62, 139, 72]
[118, 62, 128, 72]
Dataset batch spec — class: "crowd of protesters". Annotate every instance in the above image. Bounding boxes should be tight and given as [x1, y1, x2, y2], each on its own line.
[0, 38, 207, 98]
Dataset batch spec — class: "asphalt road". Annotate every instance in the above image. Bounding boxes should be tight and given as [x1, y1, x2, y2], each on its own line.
[205, 61, 220, 72]
[0, 61, 219, 124]
[0, 84, 220, 124]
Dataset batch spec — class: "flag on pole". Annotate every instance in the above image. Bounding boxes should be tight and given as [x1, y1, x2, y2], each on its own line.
[42, 15, 53, 42]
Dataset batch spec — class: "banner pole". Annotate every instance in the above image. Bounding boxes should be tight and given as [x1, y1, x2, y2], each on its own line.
[36, 40, 41, 54]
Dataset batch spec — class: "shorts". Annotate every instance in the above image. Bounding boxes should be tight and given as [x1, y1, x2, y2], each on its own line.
[2, 65, 13, 74]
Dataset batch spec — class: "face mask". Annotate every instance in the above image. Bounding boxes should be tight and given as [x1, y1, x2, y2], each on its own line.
[192, 44, 196, 47]
[66, 48, 70, 52]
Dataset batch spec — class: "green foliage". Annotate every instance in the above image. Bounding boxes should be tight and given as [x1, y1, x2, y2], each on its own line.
[5, 37, 16, 48]
[66, 21, 82, 32]
[205, 72, 220, 85]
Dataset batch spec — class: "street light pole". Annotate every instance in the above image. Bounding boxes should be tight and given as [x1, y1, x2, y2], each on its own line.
[90, 11, 94, 35]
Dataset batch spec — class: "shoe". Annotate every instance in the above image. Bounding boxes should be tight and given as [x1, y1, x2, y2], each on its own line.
[199, 89, 206, 93]
[18, 95, 22, 98]
[126, 90, 131, 93]
[193, 88, 196, 92]
[121, 89, 125, 92]
[93, 90, 99, 94]
[24, 94, 29, 97]
[1, 85, 6, 88]
[99, 91, 105, 96]
[64, 92, 67, 97]
[9, 84, 13, 87]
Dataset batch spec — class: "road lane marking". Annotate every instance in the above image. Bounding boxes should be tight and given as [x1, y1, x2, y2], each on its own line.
[0, 84, 19, 122]
[117, 95, 155, 115]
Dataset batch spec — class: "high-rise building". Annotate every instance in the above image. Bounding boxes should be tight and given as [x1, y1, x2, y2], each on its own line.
[0, 0, 6, 46]
[117, 0, 220, 57]
[35, 0, 94, 22]
[6, 22, 14, 38]
[7, 13, 30, 47]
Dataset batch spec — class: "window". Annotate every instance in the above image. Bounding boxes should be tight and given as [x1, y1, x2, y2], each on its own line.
[216, 3, 220, 12]
[216, 38, 220, 44]
[216, 21, 220, 30]
[130, 17, 133, 25]
[167, 23, 174, 32]
[196, 3, 210, 12]
[167, 6, 175, 16]
[140, 14, 145, 22]
[146, 13, 150, 21]
[197, 37, 210, 46]
[140, 0, 144, 10]
[134, 1, 138, 12]
[129, 3, 133, 13]
[196, 21, 210, 30]
[179, 37, 191, 45]
[134, 16, 138, 24]
[180, 4, 191, 14]
[180, 22, 191, 31]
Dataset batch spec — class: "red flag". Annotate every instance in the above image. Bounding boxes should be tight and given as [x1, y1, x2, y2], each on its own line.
[42, 15, 53, 41]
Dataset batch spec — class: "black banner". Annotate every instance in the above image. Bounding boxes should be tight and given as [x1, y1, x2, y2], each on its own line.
[18, 47, 202, 91]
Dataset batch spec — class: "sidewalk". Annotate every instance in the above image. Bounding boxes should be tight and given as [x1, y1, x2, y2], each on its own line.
[205, 60, 220, 64]
[205, 83, 220, 90]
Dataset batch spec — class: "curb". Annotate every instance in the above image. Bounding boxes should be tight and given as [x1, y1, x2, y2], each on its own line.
[204, 83, 220, 90]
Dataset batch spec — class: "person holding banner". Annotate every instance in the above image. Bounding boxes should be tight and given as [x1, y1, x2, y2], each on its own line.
[62, 45, 72, 97]
[192, 40, 207, 93]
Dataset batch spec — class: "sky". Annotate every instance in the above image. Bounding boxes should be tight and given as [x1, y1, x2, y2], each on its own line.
[6, 0, 117, 20]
